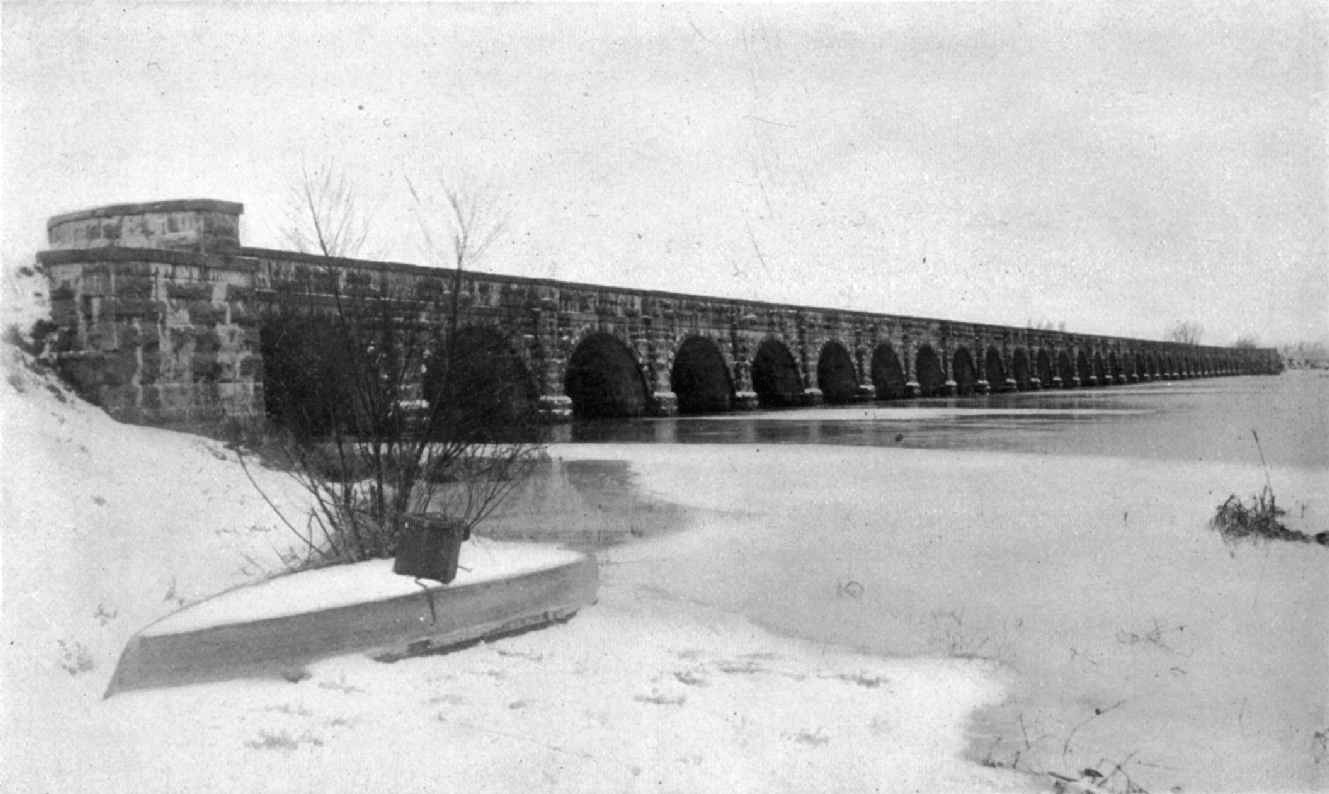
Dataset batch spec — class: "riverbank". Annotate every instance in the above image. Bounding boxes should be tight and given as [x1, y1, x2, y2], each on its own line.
[0, 348, 1033, 793]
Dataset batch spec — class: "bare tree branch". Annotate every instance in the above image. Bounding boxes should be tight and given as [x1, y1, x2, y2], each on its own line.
[283, 160, 375, 258]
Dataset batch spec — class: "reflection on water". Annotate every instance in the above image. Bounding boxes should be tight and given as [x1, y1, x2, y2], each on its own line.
[553, 374, 1328, 469]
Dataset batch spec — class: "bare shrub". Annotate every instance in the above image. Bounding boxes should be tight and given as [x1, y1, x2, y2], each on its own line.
[241, 167, 541, 569]
[248, 268, 543, 567]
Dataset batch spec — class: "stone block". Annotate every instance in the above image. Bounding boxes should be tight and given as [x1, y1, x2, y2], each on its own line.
[139, 384, 162, 411]
[192, 352, 222, 382]
[112, 297, 161, 319]
[137, 351, 161, 386]
[238, 355, 263, 379]
[115, 274, 155, 299]
[166, 282, 212, 302]
[86, 323, 120, 353]
[187, 301, 217, 325]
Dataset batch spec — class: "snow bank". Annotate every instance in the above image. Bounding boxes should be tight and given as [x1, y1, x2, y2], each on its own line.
[1, 345, 1031, 793]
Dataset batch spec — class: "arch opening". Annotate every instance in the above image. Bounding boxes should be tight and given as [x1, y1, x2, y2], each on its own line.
[871, 344, 907, 400]
[915, 344, 946, 396]
[1108, 352, 1121, 384]
[1056, 350, 1075, 387]
[984, 346, 1006, 390]
[1036, 348, 1053, 386]
[565, 332, 650, 418]
[952, 347, 978, 396]
[1076, 350, 1092, 385]
[261, 313, 352, 440]
[1012, 348, 1031, 390]
[752, 338, 803, 408]
[670, 335, 733, 415]
[425, 326, 539, 440]
[817, 341, 859, 404]
[1092, 352, 1106, 385]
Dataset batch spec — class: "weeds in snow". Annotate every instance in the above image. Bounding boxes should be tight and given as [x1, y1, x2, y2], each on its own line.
[1114, 619, 1187, 655]
[1062, 700, 1127, 759]
[634, 691, 687, 706]
[93, 602, 117, 626]
[787, 728, 830, 747]
[245, 729, 324, 751]
[983, 708, 1156, 794]
[1210, 431, 1328, 549]
[928, 608, 1014, 661]
[56, 639, 94, 675]
[830, 671, 890, 689]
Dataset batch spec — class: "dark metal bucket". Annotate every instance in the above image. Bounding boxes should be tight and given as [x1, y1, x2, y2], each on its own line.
[393, 514, 466, 584]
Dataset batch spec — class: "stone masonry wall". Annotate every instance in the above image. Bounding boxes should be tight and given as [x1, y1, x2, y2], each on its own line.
[39, 248, 263, 429]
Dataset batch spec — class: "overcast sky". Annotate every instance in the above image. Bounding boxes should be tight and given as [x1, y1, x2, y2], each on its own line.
[3, 3, 1325, 345]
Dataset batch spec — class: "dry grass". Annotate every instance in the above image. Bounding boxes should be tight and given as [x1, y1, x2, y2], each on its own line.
[1210, 486, 1325, 548]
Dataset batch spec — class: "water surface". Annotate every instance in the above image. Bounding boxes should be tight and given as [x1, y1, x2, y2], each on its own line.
[557, 373, 1328, 470]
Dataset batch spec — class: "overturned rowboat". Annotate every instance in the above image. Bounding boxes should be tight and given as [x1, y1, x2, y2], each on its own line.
[106, 541, 598, 696]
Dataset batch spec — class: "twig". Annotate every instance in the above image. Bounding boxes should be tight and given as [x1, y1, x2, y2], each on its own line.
[1062, 700, 1126, 759]
[236, 450, 327, 561]
[1252, 429, 1273, 492]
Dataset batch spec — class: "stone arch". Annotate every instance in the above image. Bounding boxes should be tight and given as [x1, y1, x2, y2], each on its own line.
[1036, 348, 1053, 387]
[1076, 349, 1092, 385]
[1012, 347, 1031, 390]
[952, 346, 978, 396]
[984, 346, 1006, 390]
[425, 325, 539, 439]
[565, 331, 650, 418]
[1092, 351, 1106, 385]
[260, 312, 352, 440]
[915, 344, 946, 396]
[870, 343, 907, 399]
[1056, 349, 1075, 387]
[817, 340, 859, 404]
[670, 335, 733, 415]
[752, 337, 803, 408]
[1145, 354, 1158, 378]
[1108, 352, 1121, 383]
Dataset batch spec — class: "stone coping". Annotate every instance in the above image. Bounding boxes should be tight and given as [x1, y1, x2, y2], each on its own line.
[47, 199, 244, 229]
[37, 246, 260, 271]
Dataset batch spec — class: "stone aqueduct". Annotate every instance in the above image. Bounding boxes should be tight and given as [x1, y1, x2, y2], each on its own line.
[38, 200, 1281, 429]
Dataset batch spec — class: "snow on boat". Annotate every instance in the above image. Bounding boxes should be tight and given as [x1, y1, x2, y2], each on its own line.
[106, 541, 598, 696]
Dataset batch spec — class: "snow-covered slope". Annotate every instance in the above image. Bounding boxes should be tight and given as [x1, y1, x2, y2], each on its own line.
[0, 335, 1031, 792]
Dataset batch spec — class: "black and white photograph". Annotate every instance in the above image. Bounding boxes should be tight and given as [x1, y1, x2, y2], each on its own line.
[2, 3, 1325, 793]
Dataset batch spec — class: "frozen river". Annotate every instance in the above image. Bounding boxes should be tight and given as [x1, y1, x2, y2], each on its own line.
[494, 371, 1328, 792]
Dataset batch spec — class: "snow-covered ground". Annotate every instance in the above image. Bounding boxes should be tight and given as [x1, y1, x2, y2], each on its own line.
[0, 343, 1034, 793]
[541, 440, 1327, 793]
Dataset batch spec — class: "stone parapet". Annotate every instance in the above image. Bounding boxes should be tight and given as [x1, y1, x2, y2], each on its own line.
[47, 199, 243, 254]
